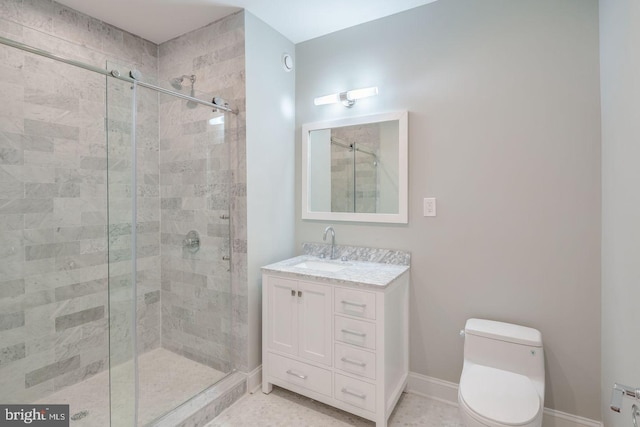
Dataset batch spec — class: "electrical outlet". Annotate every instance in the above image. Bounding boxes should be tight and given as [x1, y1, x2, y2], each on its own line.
[424, 198, 436, 217]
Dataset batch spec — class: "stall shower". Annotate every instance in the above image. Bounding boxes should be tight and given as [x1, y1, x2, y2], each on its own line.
[0, 4, 246, 425]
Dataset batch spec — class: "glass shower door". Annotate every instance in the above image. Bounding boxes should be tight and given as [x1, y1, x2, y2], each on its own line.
[106, 63, 234, 426]
[0, 29, 112, 425]
[105, 64, 139, 426]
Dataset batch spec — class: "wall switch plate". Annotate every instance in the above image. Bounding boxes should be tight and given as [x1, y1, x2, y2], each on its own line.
[424, 198, 436, 217]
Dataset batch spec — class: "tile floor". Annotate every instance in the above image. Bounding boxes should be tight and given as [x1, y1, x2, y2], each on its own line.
[37, 348, 227, 426]
[206, 386, 464, 427]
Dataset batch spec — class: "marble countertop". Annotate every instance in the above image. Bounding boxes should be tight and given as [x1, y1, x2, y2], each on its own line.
[261, 255, 410, 288]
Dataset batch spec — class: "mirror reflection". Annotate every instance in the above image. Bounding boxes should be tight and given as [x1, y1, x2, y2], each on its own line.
[308, 120, 399, 214]
[302, 111, 408, 224]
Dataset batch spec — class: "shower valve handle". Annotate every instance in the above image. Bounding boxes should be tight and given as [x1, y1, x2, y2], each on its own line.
[183, 230, 200, 253]
[183, 237, 199, 247]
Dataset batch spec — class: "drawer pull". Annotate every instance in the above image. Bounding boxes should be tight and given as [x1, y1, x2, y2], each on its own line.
[341, 300, 367, 308]
[291, 289, 295, 296]
[341, 387, 367, 399]
[341, 328, 366, 337]
[340, 357, 366, 367]
[286, 370, 307, 380]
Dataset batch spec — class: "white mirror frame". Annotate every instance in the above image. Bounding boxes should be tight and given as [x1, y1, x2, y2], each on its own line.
[301, 111, 408, 224]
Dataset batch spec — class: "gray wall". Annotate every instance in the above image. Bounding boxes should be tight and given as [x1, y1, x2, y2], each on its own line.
[295, 0, 602, 419]
[245, 11, 296, 371]
[600, 0, 640, 425]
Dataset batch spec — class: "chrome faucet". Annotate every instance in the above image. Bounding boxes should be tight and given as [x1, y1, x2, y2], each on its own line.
[323, 226, 336, 260]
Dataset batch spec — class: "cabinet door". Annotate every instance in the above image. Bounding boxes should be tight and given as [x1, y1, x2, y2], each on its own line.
[297, 281, 332, 365]
[267, 276, 298, 356]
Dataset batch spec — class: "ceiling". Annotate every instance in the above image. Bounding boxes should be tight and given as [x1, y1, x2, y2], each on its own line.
[54, 0, 437, 45]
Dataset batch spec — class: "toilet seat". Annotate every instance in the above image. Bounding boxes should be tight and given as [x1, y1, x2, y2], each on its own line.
[459, 364, 541, 426]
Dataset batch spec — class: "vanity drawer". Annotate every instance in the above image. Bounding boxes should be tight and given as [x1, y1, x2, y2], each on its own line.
[334, 343, 376, 380]
[268, 352, 332, 397]
[334, 316, 376, 350]
[335, 288, 376, 320]
[334, 373, 376, 413]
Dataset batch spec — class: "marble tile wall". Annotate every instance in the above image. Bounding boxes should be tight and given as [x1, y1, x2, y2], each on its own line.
[157, 11, 247, 373]
[0, 0, 159, 403]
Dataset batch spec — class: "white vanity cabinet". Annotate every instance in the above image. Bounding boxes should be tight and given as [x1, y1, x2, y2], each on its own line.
[262, 264, 409, 427]
[266, 276, 333, 366]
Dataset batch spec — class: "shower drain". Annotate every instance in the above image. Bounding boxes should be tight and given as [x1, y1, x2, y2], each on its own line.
[70, 410, 89, 421]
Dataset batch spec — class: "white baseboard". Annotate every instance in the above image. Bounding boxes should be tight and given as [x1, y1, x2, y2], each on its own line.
[541, 408, 603, 427]
[243, 368, 601, 427]
[406, 373, 603, 427]
[406, 372, 459, 405]
[247, 365, 262, 394]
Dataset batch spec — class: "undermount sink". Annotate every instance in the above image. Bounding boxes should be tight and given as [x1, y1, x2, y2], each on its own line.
[293, 260, 351, 272]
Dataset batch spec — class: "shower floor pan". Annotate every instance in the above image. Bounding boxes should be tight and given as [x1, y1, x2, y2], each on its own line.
[37, 348, 229, 426]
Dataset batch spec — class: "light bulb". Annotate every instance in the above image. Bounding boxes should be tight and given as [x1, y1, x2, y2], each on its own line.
[314, 93, 340, 106]
[346, 86, 378, 101]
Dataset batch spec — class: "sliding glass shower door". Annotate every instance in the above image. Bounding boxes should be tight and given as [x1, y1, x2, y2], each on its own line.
[105, 61, 234, 426]
[0, 31, 112, 424]
[105, 66, 139, 426]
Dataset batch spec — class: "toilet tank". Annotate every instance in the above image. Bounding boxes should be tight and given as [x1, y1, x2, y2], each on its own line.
[463, 319, 544, 382]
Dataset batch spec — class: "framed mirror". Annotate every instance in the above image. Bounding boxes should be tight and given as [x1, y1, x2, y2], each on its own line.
[301, 111, 408, 223]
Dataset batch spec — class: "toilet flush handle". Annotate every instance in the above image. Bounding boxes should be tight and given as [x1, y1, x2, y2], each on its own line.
[459, 330, 465, 338]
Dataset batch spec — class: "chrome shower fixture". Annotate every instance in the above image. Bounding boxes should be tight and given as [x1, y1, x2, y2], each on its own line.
[169, 74, 196, 90]
[212, 97, 229, 112]
[169, 74, 197, 109]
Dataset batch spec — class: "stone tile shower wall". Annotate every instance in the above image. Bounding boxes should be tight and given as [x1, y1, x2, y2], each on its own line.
[0, 0, 159, 403]
[157, 11, 247, 373]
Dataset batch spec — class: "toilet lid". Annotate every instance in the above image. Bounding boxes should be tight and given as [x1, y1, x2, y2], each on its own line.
[460, 364, 541, 426]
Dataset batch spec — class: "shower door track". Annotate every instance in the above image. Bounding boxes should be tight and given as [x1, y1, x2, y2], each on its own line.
[0, 35, 237, 114]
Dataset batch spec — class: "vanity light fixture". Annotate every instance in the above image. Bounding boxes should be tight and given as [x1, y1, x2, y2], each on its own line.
[314, 86, 378, 108]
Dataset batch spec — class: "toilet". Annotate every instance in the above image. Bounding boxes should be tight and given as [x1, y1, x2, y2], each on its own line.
[458, 319, 545, 427]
